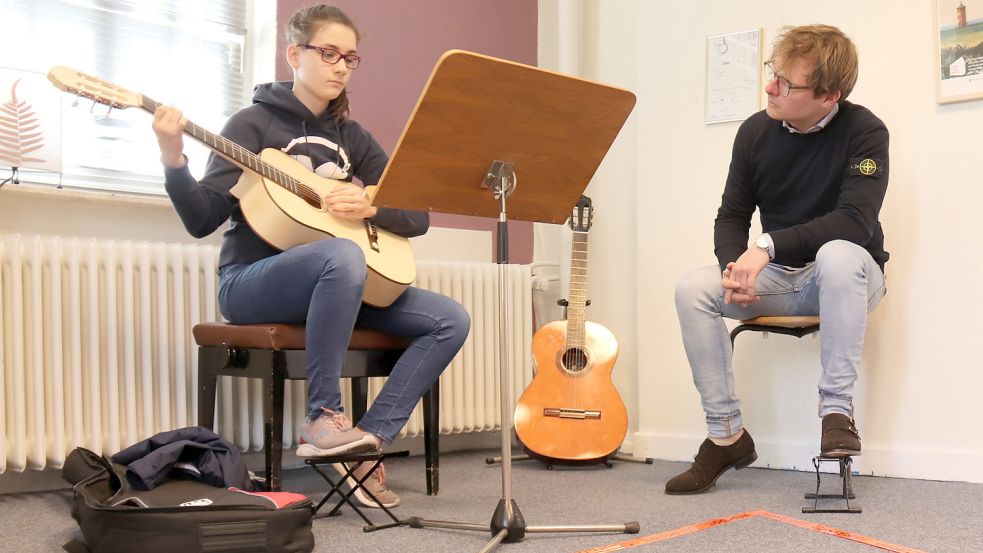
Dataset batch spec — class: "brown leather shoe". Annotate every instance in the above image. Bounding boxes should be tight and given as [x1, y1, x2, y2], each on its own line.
[665, 430, 757, 495]
[820, 413, 861, 457]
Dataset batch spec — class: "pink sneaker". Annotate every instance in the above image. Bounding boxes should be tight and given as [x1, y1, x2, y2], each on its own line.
[332, 460, 400, 508]
[296, 408, 379, 457]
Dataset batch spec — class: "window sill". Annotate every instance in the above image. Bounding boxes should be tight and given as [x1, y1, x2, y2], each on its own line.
[0, 181, 171, 208]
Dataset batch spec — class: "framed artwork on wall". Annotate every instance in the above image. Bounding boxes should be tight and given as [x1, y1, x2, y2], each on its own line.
[935, 0, 983, 103]
[705, 29, 762, 124]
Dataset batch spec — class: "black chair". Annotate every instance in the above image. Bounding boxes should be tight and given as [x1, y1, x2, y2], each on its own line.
[193, 322, 440, 494]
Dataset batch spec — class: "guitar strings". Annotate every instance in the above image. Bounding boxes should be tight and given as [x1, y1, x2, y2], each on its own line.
[143, 96, 322, 207]
[567, 230, 589, 411]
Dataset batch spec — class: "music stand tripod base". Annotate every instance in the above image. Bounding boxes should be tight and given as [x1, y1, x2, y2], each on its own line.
[802, 455, 861, 514]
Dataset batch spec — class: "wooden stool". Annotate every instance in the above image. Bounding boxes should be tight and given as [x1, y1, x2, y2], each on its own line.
[193, 322, 440, 494]
[730, 315, 820, 346]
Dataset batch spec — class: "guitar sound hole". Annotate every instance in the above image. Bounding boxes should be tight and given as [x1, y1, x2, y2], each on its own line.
[561, 348, 588, 374]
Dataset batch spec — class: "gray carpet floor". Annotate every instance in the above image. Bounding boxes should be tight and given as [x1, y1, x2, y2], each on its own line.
[2, 448, 981, 552]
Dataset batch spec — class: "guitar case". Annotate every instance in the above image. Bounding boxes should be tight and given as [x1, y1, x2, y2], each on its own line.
[61, 447, 315, 553]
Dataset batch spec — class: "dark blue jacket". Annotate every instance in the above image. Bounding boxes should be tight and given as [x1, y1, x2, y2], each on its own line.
[111, 426, 253, 491]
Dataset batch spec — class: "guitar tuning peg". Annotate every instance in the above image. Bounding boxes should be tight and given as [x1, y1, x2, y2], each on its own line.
[103, 106, 113, 119]
[72, 94, 79, 107]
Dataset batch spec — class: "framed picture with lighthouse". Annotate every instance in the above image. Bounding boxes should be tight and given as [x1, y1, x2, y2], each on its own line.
[935, 0, 983, 103]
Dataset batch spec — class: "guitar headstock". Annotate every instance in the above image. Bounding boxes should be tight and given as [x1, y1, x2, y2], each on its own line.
[569, 195, 593, 232]
[47, 66, 142, 110]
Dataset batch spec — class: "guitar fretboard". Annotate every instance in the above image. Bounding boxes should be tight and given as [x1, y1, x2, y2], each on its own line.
[566, 230, 589, 348]
[141, 96, 321, 207]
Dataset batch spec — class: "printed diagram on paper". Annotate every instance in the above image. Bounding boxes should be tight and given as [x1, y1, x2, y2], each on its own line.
[705, 29, 761, 124]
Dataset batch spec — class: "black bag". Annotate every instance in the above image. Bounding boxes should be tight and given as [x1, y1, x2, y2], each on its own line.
[63, 448, 315, 553]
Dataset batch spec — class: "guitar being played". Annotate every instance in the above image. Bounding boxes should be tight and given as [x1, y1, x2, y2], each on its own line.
[47, 65, 415, 307]
[514, 196, 628, 463]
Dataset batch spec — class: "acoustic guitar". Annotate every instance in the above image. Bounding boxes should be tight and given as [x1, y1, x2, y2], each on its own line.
[514, 196, 628, 462]
[47, 66, 415, 308]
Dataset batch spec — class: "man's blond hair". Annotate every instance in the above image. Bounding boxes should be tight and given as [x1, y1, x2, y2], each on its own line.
[771, 25, 858, 100]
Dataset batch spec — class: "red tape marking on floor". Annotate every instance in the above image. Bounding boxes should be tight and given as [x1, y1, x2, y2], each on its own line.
[753, 511, 926, 553]
[575, 510, 925, 553]
[574, 512, 759, 553]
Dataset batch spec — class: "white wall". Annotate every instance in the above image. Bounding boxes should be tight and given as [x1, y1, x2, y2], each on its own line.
[542, 0, 983, 482]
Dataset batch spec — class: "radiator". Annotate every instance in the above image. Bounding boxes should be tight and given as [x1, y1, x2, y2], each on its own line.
[0, 234, 533, 473]
[409, 261, 533, 438]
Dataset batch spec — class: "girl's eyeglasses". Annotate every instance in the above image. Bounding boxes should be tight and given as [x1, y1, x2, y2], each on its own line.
[299, 44, 361, 69]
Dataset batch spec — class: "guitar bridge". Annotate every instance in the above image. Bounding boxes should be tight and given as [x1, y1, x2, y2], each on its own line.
[543, 408, 601, 420]
[364, 220, 380, 252]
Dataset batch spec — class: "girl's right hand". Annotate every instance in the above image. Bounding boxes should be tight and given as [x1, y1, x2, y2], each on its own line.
[152, 105, 188, 168]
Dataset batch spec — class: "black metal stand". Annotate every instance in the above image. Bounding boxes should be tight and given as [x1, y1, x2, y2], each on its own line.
[306, 450, 411, 532]
[0, 166, 19, 188]
[802, 455, 861, 513]
[407, 163, 639, 552]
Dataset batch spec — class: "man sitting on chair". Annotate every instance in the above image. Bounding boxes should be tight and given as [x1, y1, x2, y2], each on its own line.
[667, 24, 889, 495]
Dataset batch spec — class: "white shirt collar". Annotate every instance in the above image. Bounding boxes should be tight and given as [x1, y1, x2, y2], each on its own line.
[783, 102, 840, 134]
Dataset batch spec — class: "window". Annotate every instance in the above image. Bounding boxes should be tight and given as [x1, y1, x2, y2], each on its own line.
[0, 0, 254, 195]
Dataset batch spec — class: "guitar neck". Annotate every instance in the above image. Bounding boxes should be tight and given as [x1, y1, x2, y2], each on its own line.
[140, 96, 299, 194]
[566, 230, 589, 347]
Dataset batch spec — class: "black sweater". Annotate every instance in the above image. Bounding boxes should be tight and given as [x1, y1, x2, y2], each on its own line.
[163, 82, 429, 269]
[714, 101, 889, 270]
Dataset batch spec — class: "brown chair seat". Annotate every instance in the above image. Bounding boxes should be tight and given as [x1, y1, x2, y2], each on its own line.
[193, 322, 410, 351]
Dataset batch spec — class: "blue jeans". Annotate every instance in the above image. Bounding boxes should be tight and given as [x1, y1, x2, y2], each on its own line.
[218, 238, 470, 443]
[674, 240, 886, 438]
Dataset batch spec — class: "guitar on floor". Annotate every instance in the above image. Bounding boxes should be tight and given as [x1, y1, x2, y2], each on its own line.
[47, 66, 414, 308]
[514, 196, 628, 463]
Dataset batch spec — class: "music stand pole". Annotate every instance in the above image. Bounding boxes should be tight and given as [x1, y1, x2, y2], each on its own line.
[491, 161, 523, 544]
[374, 50, 640, 551]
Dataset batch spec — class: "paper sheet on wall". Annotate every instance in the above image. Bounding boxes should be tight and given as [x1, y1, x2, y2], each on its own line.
[705, 29, 761, 124]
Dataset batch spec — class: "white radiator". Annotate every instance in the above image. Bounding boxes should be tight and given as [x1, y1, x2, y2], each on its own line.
[0, 234, 532, 473]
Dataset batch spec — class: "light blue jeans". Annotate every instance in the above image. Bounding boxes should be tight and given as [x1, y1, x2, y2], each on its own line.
[674, 240, 886, 438]
[218, 238, 470, 443]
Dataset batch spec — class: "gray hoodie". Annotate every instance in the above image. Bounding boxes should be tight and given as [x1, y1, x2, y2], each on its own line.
[163, 81, 428, 268]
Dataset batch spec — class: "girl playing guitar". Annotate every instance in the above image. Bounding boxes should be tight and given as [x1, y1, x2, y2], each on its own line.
[151, 4, 470, 509]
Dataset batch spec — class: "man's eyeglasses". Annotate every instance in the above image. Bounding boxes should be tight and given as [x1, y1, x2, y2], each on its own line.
[299, 44, 361, 69]
[763, 61, 811, 97]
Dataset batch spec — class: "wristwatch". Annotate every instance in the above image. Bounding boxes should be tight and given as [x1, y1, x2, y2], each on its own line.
[755, 234, 774, 260]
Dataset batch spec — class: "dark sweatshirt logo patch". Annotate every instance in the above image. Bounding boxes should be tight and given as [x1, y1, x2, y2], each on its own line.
[847, 157, 884, 178]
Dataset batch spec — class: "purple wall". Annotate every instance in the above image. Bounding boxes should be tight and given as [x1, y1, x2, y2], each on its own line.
[274, 1, 538, 263]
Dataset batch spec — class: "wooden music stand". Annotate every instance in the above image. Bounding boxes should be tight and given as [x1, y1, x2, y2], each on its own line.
[374, 50, 637, 551]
